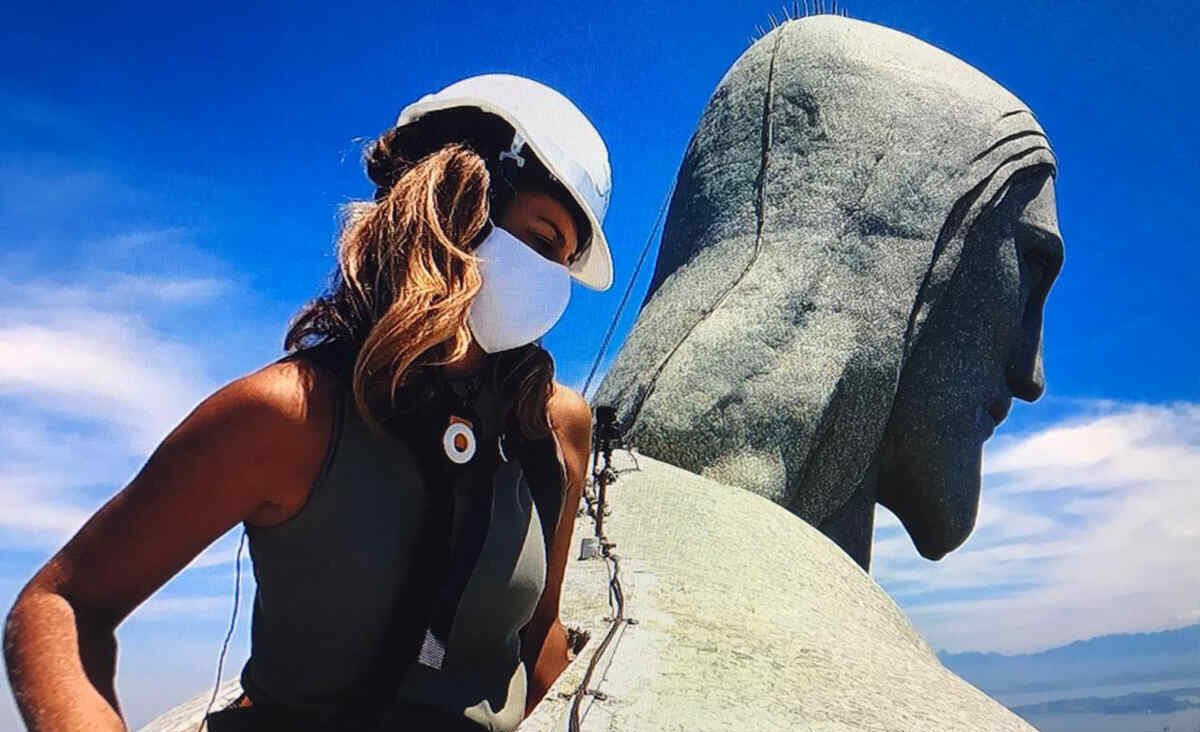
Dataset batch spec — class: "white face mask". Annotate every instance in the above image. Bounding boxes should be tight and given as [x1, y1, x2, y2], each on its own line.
[467, 224, 572, 353]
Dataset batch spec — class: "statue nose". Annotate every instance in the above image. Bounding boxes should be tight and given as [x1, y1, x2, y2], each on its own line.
[1007, 329, 1046, 402]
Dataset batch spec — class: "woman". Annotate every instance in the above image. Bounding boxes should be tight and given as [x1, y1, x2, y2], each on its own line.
[3, 74, 614, 732]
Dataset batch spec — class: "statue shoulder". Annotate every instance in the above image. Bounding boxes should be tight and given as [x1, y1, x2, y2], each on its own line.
[526, 453, 1037, 732]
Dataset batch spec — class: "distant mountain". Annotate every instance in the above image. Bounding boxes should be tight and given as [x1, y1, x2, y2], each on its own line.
[938, 624, 1200, 695]
[1009, 685, 1200, 716]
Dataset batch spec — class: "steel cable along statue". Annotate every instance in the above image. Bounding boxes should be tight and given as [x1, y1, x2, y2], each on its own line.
[595, 13, 1064, 571]
[508, 14, 1065, 732]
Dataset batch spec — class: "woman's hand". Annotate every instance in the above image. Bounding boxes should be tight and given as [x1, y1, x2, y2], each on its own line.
[522, 617, 571, 718]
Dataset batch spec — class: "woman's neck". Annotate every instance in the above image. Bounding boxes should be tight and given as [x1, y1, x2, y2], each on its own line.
[440, 339, 488, 379]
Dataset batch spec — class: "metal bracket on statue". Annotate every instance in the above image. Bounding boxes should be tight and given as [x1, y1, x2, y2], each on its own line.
[579, 536, 601, 560]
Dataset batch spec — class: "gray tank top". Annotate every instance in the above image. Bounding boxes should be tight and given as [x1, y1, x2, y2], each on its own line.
[239, 368, 548, 732]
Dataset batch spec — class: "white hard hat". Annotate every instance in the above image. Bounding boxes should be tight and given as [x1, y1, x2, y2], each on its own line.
[395, 74, 614, 292]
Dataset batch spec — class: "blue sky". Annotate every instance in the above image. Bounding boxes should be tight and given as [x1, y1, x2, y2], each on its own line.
[1, 0, 1197, 729]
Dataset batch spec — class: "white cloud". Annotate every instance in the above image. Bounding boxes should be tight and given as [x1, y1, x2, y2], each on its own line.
[983, 403, 1200, 494]
[0, 144, 295, 589]
[0, 316, 211, 453]
[873, 401, 1200, 654]
[0, 116, 287, 732]
[0, 228, 262, 565]
[0, 483, 92, 540]
[0, 303, 258, 568]
[9, 268, 231, 309]
[0, 166, 143, 221]
[135, 594, 238, 621]
[183, 534, 251, 572]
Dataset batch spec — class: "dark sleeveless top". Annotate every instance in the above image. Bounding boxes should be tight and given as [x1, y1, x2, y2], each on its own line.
[238, 349, 559, 731]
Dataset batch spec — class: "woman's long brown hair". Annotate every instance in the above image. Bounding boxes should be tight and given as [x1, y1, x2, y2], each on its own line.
[283, 130, 555, 440]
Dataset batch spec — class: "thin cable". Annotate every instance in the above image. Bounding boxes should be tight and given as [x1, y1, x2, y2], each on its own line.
[567, 56, 786, 726]
[622, 25, 785, 433]
[197, 529, 247, 731]
[567, 550, 626, 732]
[569, 185, 673, 730]
[568, 438, 631, 732]
[580, 181, 677, 400]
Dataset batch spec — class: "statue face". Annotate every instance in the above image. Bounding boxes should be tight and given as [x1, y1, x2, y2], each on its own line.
[876, 168, 1064, 559]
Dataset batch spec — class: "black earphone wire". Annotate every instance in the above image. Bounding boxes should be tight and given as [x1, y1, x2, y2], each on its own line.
[197, 528, 247, 731]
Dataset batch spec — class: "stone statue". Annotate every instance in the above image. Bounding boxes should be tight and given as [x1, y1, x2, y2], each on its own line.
[525, 15, 1067, 732]
[140, 13, 1064, 732]
[593, 12, 1063, 571]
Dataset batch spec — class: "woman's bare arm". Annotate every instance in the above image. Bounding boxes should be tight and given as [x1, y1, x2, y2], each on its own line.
[521, 382, 591, 717]
[3, 359, 335, 732]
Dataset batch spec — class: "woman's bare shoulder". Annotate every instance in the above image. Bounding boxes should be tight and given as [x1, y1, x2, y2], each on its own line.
[248, 352, 343, 432]
[18, 355, 342, 625]
[547, 382, 592, 449]
[233, 353, 344, 524]
[181, 355, 339, 482]
[548, 380, 590, 419]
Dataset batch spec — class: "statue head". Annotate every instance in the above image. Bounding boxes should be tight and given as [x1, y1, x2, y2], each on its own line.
[594, 15, 1064, 562]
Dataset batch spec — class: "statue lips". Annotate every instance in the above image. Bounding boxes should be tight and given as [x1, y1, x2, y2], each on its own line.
[985, 395, 1013, 429]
